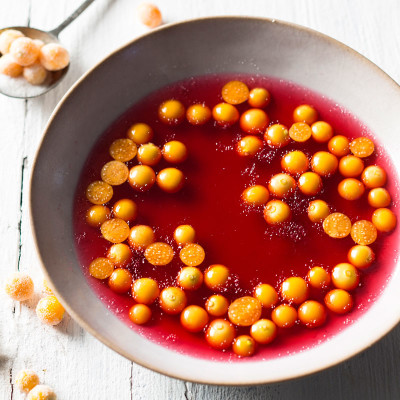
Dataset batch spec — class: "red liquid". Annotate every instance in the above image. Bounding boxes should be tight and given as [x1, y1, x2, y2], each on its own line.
[73, 75, 399, 361]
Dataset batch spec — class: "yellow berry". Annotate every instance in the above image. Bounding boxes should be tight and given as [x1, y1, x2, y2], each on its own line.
[177, 266, 203, 290]
[331, 263, 359, 290]
[86, 205, 111, 227]
[280, 277, 308, 304]
[108, 268, 132, 293]
[372, 208, 397, 232]
[339, 155, 364, 177]
[311, 121, 333, 143]
[307, 200, 330, 223]
[232, 335, 256, 357]
[248, 87, 271, 108]
[250, 319, 277, 344]
[0, 54, 23, 77]
[212, 103, 239, 127]
[137, 3, 162, 28]
[268, 173, 296, 198]
[27, 384, 56, 400]
[205, 295, 229, 317]
[162, 141, 188, 164]
[351, 220, 377, 245]
[241, 185, 269, 206]
[239, 109, 269, 134]
[186, 103, 212, 125]
[36, 295, 65, 326]
[253, 283, 278, 308]
[221, 80, 249, 105]
[298, 172, 322, 196]
[129, 304, 151, 325]
[158, 99, 185, 125]
[204, 264, 229, 290]
[101, 160, 129, 185]
[263, 200, 291, 224]
[137, 143, 162, 166]
[107, 243, 132, 266]
[128, 165, 156, 191]
[89, 257, 114, 280]
[127, 123, 153, 144]
[228, 296, 262, 327]
[109, 138, 137, 162]
[180, 305, 209, 332]
[132, 278, 159, 304]
[128, 225, 155, 250]
[293, 104, 318, 125]
[39, 43, 69, 71]
[179, 243, 205, 266]
[100, 218, 130, 243]
[289, 122, 312, 142]
[144, 242, 174, 266]
[15, 369, 39, 393]
[264, 124, 290, 148]
[236, 135, 263, 156]
[159, 286, 187, 314]
[271, 304, 297, 328]
[350, 137, 374, 158]
[324, 289, 353, 314]
[10, 37, 39, 66]
[348, 245, 375, 269]
[157, 167, 185, 193]
[0, 29, 24, 54]
[323, 212, 351, 238]
[281, 150, 309, 176]
[174, 225, 196, 245]
[205, 319, 235, 350]
[4, 272, 34, 301]
[311, 151, 338, 177]
[361, 165, 387, 188]
[298, 300, 326, 328]
[112, 199, 137, 222]
[368, 188, 391, 208]
[338, 178, 365, 200]
[328, 135, 350, 157]
[86, 181, 113, 205]
[307, 266, 331, 289]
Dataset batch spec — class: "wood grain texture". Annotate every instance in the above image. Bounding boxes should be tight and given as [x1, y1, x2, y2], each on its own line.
[1, 0, 400, 399]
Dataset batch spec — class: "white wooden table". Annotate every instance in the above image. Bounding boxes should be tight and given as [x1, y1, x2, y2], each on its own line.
[1, 1, 400, 398]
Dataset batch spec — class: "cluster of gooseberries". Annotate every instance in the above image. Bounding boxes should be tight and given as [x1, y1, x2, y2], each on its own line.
[83, 79, 397, 357]
[0, 29, 69, 85]
[14, 369, 56, 400]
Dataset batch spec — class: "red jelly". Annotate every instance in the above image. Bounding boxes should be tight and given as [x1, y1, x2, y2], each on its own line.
[73, 74, 399, 361]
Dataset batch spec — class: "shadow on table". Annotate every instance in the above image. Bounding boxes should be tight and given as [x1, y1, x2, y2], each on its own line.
[187, 323, 400, 400]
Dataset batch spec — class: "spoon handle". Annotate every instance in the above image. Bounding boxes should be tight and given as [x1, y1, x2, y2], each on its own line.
[49, 0, 96, 37]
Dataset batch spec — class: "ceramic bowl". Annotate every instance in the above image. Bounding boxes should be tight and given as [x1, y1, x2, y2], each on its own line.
[31, 17, 400, 385]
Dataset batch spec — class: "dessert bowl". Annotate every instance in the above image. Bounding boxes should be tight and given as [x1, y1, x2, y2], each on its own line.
[30, 17, 400, 385]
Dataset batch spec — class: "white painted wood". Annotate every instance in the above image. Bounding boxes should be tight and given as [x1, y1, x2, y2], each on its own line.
[1, 0, 400, 399]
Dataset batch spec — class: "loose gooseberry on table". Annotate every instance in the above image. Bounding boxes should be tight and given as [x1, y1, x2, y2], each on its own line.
[26, 385, 57, 400]
[15, 369, 39, 393]
[137, 3, 162, 28]
[36, 295, 65, 326]
[5, 272, 34, 301]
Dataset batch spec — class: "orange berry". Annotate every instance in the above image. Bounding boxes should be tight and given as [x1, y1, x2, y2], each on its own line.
[205, 295, 229, 317]
[15, 369, 39, 393]
[250, 319, 277, 344]
[351, 220, 377, 245]
[236, 135, 263, 156]
[241, 185, 269, 206]
[107, 243, 132, 266]
[271, 304, 297, 328]
[361, 165, 387, 188]
[36, 295, 65, 326]
[101, 160, 129, 186]
[128, 225, 155, 250]
[233, 335, 256, 357]
[298, 300, 326, 328]
[268, 173, 296, 198]
[162, 141, 188, 164]
[212, 103, 239, 127]
[159, 286, 187, 314]
[372, 208, 397, 232]
[0, 29, 24, 54]
[338, 155, 364, 177]
[331, 263, 359, 290]
[289, 122, 312, 142]
[328, 135, 350, 157]
[253, 283, 278, 308]
[280, 277, 309, 304]
[263, 200, 291, 224]
[174, 225, 196, 245]
[186, 103, 212, 125]
[180, 305, 209, 332]
[128, 165, 156, 191]
[112, 199, 137, 222]
[281, 150, 309, 176]
[10, 37, 39, 66]
[109, 138, 137, 162]
[27, 384, 57, 400]
[39, 43, 69, 71]
[86, 205, 111, 227]
[324, 289, 353, 314]
[144, 242, 174, 266]
[89, 257, 114, 279]
[137, 3, 162, 28]
[348, 245, 375, 269]
[311, 151, 338, 177]
[132, 278, 159, 304]
[323, 212, 351, 238]
[264, 124, 290, 148]
[127, 122, 153, 145]
[350, 137, 375, 158]
[338, 178, 365, 201]
[179, 243, 205, 266]
[158, 99, 185, 125]
[368, 188, 391, 208]
[311, 121, 333, 143]
[228, 296, 262, 327]
[307, 267, 331, 289]
[129, 304, 152, 325]
[239, 109, 269, 134]
[298, 172, 322, 196]
[157, 167, 185, 193]
[137, 143, 162, 166]
[108, 268, 132, 293]
[205, 319, 235, 350]
[177, 266, 203, 290]
[4, 272, 34, 301]
[23, 62, 46, 85]
[100, 218, 130, 243]
[307, 200, 330, 223]
[248, 87, 271, 108]
[293, 104, 318, 125]
[204, 264, 229, 290]
[0, 54, 23, 77]
[221, 80, 249, 105]
[86, 181, 113, 205]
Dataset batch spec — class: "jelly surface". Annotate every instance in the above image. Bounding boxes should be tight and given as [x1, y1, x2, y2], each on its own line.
[73, 74, 399, 361]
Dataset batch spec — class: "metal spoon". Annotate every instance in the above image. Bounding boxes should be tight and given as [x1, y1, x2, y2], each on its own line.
[0, 0, 96, 99]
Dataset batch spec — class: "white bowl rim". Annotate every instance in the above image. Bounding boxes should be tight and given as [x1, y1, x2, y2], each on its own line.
[30, 16, 400, 385]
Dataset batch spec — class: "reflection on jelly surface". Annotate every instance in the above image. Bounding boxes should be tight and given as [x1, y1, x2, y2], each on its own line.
[74, 75, 399, 361]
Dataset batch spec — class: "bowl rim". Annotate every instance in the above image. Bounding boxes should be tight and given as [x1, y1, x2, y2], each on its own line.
[29, 15, 400, 385]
